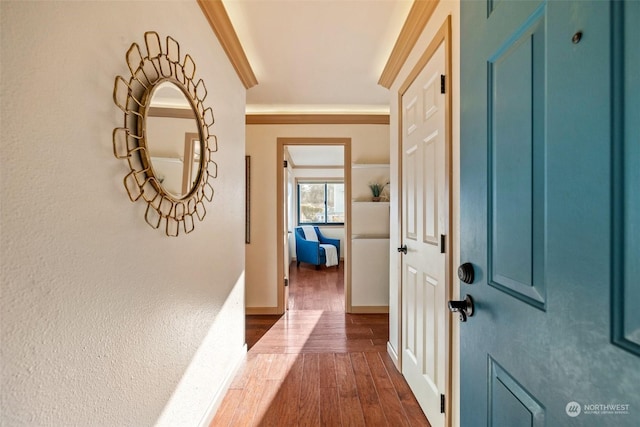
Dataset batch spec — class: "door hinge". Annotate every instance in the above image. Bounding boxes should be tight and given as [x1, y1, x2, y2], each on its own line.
[283, 160, 288, 168]
[440, 234, 446, 253]
[440, 75, 446, 94]
[284, 278, 289, 287]
[440, 394, 446, 413]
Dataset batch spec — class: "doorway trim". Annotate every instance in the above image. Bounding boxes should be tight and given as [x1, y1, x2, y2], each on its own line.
[396, 15, 453, 423]
[276, 138, 352, 313]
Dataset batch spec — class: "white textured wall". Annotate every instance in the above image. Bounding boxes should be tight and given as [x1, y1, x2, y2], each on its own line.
[245, 124, 388, 310]
[388, 2, 460, 426]
[0, 2, 246, 426]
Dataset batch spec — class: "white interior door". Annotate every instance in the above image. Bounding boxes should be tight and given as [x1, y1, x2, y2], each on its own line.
[401, 42, 448, 427]
[283, 157, 290, 310]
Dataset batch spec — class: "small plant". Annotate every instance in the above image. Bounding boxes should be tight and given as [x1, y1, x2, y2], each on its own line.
[369, 182, 389, 198]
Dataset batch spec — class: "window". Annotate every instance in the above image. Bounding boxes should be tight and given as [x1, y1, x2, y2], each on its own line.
[297, 181, 344, 225]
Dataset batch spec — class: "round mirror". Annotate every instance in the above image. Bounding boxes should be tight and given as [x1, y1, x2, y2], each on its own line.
[144, 80, 202, 200]
[113, 32, 217, 236]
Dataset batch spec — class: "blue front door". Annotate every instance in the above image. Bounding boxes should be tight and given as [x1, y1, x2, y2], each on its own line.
[460, 0, 640, 425]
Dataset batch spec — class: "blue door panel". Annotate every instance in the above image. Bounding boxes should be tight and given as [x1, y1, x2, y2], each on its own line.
[488, 8, 546, 308]
[461, 0, 640, 425]
[614, 0, 640, 354]
[489, 357, 545, 427]
[492, 384, 533, 427]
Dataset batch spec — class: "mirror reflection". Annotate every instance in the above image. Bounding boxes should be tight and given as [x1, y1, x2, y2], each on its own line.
[145, 81, 202, 199]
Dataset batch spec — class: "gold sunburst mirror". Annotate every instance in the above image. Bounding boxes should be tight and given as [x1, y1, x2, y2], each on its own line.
[113, 31, 217, 236]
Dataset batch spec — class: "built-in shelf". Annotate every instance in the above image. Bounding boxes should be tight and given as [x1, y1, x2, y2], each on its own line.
[352, 163, 390, 201]
[352, 201, 390, 204]
[350, 160, 391, 311]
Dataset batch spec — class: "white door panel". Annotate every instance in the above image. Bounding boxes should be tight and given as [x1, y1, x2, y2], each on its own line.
[401, 42, 448, 427]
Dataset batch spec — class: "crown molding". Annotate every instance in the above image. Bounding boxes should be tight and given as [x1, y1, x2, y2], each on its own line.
[197, 0, 258, 89]
[378, 0, 439, 89]
[246, 114, 390, 125]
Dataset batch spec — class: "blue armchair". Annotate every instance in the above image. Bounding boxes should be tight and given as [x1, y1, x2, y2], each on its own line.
[294, 226, 340, 269]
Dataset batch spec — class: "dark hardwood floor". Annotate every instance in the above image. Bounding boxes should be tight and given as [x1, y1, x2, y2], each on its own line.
[288, 260, 345, 311]
[211, 262, 430, 426]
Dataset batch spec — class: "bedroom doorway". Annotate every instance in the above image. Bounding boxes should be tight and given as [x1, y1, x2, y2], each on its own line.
[276, 138, 351, 313]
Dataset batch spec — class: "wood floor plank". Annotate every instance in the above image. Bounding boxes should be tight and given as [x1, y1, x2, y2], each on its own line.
[377, 386, 413, 427]
[318, 353, 341, 426]
[320, 387, 342, 427]
[335, 353, 366, 426]
[279, 355, 305, 426]
[364, 351, 412, 427]
[252, 379, 283, 426]
[380, 352, 431, 427]
[209, 388, 242, 427]
[319, 353, 337, 388]
[256, 382, 287, 427]
[298, 353, 321, 425]
[265, 353, 296, 381]
[371, 338, 389, 346]
[289, 261, 344, 311]
[227, 375, 265, 425]
[350, 352, 389, 426]
[227, 354, 276, 425]
[228, 353, 259, 390]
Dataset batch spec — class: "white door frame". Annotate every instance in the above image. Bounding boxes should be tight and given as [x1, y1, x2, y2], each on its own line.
[276, 138, 352, 313]
[396, 16, 454, 424]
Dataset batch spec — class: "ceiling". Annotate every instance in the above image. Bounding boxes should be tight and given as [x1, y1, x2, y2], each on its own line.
[222, 0, 413, 114]
[286, 145, 344, 167]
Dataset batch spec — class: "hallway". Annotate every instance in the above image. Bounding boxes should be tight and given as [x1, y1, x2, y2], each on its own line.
[211, 263, 431, 426]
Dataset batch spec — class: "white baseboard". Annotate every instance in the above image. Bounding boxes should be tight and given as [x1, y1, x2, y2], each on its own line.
[349, 305, 389, 313]
[198, 343, 248, 427]
[387, 341, 400, 371]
